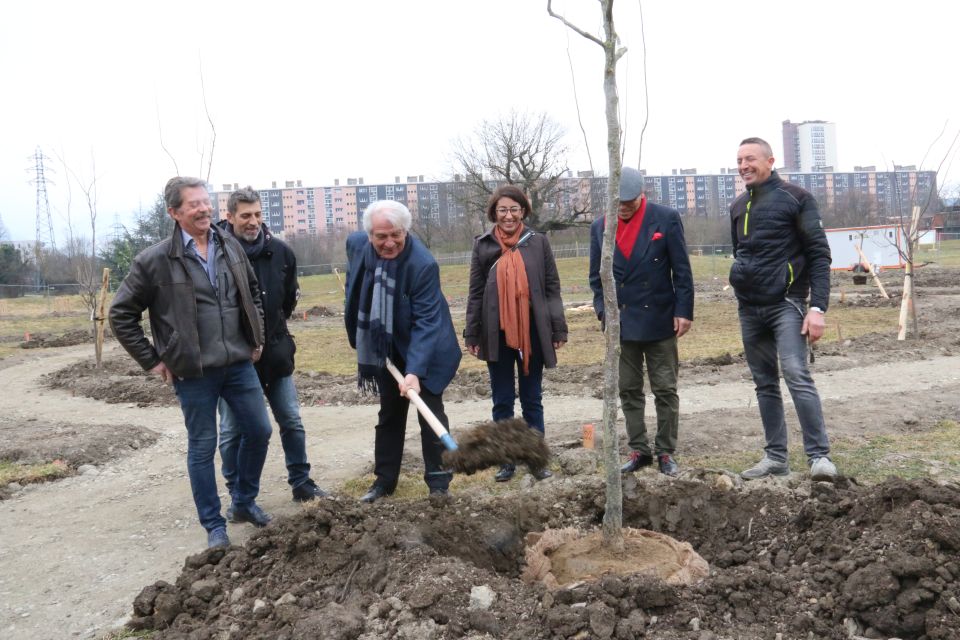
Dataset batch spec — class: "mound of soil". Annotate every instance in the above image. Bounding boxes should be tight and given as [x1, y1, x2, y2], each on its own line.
[21, 328, 95, 349]
[127, 474, 960, 639]
[0, 415, 158, 499]
[41, 357, 179, 407]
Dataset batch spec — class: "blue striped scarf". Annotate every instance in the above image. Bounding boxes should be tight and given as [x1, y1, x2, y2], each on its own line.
[355, 245, 398, 393]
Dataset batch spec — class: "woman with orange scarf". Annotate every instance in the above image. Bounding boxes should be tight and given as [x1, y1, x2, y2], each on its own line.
[463, 185, 568, 482]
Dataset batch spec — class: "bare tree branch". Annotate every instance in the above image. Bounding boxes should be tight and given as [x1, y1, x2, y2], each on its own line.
[547, 0, 604, 45]
[636, 0, 650, 167]
[156, 96, 180, 175]
[200, 52, 217, 183]
[564, 29, 594, 174]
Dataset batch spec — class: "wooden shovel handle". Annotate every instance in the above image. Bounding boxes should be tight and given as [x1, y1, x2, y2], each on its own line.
[384, 358, 454, 445]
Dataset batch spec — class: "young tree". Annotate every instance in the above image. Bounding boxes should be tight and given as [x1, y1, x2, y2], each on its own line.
[452, 110, 589, 231]
[549, 0, 629, 546]
[890, 127, 960, 340]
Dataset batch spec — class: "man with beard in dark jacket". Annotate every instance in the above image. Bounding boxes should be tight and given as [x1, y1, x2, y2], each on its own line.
[730, 138, 837, 481]
[218, 187, 328, 510]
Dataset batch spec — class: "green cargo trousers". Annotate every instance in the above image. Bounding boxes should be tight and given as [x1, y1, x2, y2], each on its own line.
[619, 335, 680, 456]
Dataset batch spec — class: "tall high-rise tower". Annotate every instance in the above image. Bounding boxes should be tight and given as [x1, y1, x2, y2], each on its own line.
[782, 120, 837, 172]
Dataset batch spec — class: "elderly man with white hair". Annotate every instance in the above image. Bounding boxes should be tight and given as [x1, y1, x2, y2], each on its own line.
[344, 200, 462, 503]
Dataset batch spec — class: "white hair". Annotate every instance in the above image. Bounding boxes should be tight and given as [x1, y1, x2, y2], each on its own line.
[362, 200, 412, 233]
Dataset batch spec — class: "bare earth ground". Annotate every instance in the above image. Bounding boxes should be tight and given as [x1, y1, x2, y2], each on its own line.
[0, 270, 958, 639]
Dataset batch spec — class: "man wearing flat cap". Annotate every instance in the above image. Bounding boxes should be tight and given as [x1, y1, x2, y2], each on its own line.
[589, 167, 694, 477]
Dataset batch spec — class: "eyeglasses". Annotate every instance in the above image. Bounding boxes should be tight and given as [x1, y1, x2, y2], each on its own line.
[496, 206, 523, 216]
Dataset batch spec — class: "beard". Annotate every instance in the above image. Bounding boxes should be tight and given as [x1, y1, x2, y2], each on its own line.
[240, 228, 261, 242]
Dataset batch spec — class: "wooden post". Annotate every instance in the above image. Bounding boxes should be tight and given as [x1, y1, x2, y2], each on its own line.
[95, 268, 110, 367]
[852, 243, 889, 299]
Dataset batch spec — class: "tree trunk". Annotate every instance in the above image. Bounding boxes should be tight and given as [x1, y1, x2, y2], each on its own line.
[599, 0, 624, 548]
[897, 206, 922, 340]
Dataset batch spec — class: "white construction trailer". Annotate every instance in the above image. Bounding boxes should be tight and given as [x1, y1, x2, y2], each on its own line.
[825, 225, 905, 271]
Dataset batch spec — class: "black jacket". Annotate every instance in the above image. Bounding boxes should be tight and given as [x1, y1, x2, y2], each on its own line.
[463, 226, 568, 367]
[728, 171, 831, 310]
[218, 221, 299, 387]
[109, 223, 264, 379]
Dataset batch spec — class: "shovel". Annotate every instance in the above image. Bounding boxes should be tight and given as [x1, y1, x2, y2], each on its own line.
[384, 358, 551, 475]
[385, 358, 458, 452]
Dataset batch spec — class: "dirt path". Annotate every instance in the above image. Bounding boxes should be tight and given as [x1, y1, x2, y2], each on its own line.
[1, 344, 959, 639]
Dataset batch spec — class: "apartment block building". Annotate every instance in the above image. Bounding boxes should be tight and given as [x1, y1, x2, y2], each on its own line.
[782, 120, 838, 173]
[210, 166, 936, 236]
[555, 167, 935, 221]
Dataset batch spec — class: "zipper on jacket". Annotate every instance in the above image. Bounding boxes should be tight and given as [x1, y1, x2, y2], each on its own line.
[743, 190, 753, 236]
[786, 261, 794, 290]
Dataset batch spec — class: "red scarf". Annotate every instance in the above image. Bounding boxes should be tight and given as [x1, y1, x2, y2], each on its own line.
[615, 196, 647, 260]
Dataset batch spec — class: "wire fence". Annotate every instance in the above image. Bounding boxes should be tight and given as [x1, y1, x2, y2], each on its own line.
[297, 242, 735, 276]
[0, 283, 85, 299]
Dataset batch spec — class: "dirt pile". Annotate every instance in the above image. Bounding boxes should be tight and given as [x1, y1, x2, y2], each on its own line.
[21, 328, 94, 349]
[126, 475, 960, 639]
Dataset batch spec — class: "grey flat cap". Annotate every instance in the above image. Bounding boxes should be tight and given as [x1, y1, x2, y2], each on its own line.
[619, 167, 643, 201]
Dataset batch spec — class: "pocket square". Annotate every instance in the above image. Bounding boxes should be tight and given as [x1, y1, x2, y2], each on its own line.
[651, 231, 663, 241]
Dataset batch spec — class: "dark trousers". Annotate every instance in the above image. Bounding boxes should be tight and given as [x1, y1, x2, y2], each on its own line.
[372, 366, 452, 493]
[619, 336, 680, 456]
[486, 327, 545, 434]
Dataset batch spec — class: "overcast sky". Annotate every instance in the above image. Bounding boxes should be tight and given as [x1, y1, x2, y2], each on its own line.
[2, 0, 958, 241]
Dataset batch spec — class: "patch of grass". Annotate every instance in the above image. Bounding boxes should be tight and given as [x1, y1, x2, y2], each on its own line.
[0, 459, 71, 485]
[917, 238, 960, 267]
[685, 420, 960, 484]
[831, 420, 960, 483]
[290, 283, 899, 376]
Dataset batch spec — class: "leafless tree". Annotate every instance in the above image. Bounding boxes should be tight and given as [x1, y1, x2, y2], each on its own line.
[0, 213, 8, 241]
[889, 124, 960, 340]
[549, 0, 628, 546]
[59, 151, 101, 314]
[452, 110, 589, 231]
[412, 215, 442, 249]
[821, 189, 877, 228]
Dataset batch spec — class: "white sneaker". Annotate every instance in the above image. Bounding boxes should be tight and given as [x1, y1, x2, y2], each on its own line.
[809, 457, 837, 481]
[741, 456, 790, 480]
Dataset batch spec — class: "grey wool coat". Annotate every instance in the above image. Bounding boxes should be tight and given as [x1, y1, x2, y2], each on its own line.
[463, 225, 568, 367]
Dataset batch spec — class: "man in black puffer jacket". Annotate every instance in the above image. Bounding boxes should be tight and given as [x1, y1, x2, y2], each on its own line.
[730, 137, 838, 482]
[218, 187, 328, 508]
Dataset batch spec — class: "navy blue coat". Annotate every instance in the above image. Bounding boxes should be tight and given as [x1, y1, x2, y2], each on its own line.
[589, 202, 694, 343]
[344, 233, 461, 395]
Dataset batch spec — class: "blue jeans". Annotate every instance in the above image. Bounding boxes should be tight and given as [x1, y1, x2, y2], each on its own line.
[739, 299, 830, 463]
[173, 361, 272, 532]
[487, 328, 545, 434]
[219, 375, 311, 496]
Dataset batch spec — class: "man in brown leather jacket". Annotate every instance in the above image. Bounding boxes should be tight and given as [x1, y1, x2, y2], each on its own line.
[109, 176, 273, 549]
